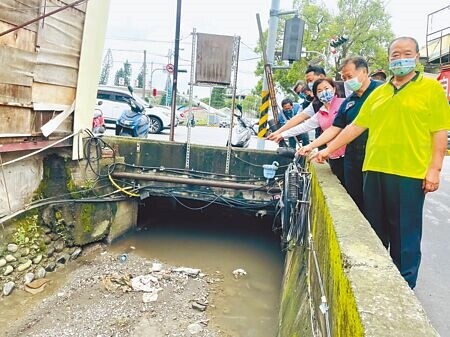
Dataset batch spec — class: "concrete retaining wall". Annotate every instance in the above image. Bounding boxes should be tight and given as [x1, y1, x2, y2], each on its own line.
[0, 153, 43, 217]
[279, 162, 438, 336]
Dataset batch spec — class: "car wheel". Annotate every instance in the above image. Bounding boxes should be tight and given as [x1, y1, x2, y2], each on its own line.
[148, 116, 163, 134]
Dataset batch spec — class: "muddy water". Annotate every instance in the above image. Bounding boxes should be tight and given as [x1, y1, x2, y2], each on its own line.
[110, 198, 285, 337]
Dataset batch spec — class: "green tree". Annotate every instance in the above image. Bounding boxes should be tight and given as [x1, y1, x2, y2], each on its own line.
[137, 66, 144, 88]
[99, 49, 113, 85]
[114, 60, 132, 86]
[254, 0, 394, 95]
[210, 87, 226, 108]
[159, 92, 166, 105]
[329, 0, 394, 74]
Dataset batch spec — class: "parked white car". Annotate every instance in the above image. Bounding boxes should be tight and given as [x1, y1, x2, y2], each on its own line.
[96, 85, 178, 134]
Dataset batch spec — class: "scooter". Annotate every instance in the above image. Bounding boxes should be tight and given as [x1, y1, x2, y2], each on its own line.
[228, 104, 258, 148]
[92, 108, 106, 135]
[115, 86, 150, 138]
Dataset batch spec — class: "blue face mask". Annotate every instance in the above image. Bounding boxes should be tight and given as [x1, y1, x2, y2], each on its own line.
[284, 108, 294, 118]
[307, 82, 314, 90]
[298, 92, 306, 99]
[345, 77, 362, 92]
[389, 57, 416, 76]
[317, 89, 334, 104]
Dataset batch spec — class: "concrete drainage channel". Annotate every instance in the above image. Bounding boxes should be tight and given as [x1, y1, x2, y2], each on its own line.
[0, 136, 441, 336]
[0, 197, 285, 336]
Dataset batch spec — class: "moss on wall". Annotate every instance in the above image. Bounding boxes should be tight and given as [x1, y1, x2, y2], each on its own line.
[277, 244, 312, 337]
[279, 165, 365, 337]
[307, 166, 364, 336]
[80, 204, 95, 233]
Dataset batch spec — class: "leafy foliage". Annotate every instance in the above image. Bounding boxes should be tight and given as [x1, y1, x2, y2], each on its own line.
[137, 67, 144, 88]
[114, 60, 132, 86]
[254, 0, 394, 95]
[210, 87, 226, 108]
[13, 214, 42, 248]
[99, 49, 113, 85]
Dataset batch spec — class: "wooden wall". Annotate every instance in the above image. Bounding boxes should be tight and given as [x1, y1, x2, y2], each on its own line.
[0, 0, 86, 139]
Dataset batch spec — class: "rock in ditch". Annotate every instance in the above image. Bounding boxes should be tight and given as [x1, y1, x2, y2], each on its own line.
[45, 262, 56, 272]
[24, 272, 35, 285]
[70, 247, 82, 260]
[0, 258, 6, 267]
[17, 259, 32, 272]
[4, 265, 13, 276]
[33, 254, 43, 264]
[3, 282, 15, 296]
[187, 323, 203, 335]
[7, 244, 18, 253]
[36, 267, 46, 279]
[5, 255, 16, 262]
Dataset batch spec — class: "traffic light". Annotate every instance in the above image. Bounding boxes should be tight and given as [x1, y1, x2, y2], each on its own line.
[152, 88, 157, 97]
[330, 36, 349, 48]
[281, 17, 305, 62]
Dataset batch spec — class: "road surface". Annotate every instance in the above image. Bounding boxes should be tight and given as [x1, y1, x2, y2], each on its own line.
[415, 156, 450, 336]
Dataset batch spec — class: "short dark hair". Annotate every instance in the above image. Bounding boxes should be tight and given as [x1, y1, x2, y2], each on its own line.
[339, 56, 368, 72]
[388, 37, 419, 54]
[293, 80, 304, 92]
[281, 98, 293, 107]
[305, 65, 326, 76]
[312, 78, 335, 98]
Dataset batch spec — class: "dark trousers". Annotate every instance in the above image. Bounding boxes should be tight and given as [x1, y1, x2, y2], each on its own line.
[363, 171, 425, 288]
[288, 133, 310, 148]
[328, 157, 345, 186]
[343, 151, 364, 212]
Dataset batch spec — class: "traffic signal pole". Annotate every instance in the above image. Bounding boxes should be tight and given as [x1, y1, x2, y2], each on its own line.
[257, 0, 280, 150]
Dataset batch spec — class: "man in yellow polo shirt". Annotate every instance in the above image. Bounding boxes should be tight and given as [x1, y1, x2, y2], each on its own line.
[311, 36, 450, 289]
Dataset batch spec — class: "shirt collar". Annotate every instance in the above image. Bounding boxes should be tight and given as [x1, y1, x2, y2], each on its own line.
[388, 71, 421, 93]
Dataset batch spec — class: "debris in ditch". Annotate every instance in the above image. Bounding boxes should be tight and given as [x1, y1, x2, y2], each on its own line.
[142, 288, 162, 303]
[118, 253, 128, 263]
[3, 252, 219, 336]
[131, 274, 159, 292]
[232, 268, 247, 279]
[172, 267, 201, 277]
[191, 300, 208, 312]
[101, 274, 132, 292]
[151, 262, 163, 272]
[24, 278, 50, 294]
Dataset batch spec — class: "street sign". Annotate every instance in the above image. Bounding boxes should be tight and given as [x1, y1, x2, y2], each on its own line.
[166, 63, 174, 73]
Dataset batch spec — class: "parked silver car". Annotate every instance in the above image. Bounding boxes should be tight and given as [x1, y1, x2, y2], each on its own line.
[96, 85, 177, 134]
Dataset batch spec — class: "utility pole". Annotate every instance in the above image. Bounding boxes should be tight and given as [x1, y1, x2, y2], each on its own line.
[170, 0, 182, 141]
[143, 50, 147, 99]
[257, 0, 280, 150]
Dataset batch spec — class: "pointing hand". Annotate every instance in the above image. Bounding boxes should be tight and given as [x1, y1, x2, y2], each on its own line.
[297, 144, 313, 156]
[267, 132, 283, 143]
[309, 149, 329, 164]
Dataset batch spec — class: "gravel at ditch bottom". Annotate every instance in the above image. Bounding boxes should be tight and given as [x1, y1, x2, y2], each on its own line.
[3, 247, 222, 337]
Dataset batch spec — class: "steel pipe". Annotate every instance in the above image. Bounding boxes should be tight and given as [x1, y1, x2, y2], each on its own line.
[112, 171, 281, 192]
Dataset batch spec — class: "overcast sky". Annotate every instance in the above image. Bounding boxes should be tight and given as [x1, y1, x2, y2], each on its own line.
[104, 0, 449, 98]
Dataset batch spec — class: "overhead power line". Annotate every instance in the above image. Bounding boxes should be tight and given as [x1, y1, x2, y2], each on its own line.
[106, 36, 190, 45]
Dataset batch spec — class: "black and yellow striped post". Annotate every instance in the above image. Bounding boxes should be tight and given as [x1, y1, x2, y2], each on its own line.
[258, 90, 269, 138]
